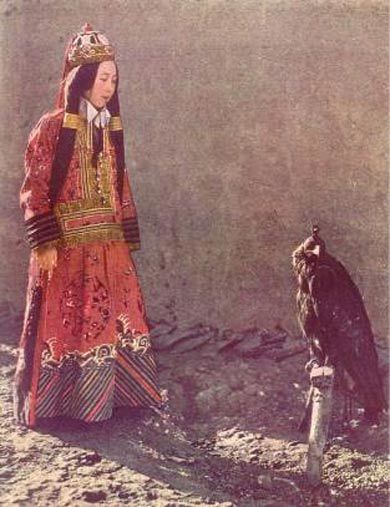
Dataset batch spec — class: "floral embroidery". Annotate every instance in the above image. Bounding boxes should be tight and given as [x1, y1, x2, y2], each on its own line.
[60, 273, 110, 340]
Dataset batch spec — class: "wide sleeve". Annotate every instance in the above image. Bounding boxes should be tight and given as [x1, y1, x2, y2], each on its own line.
[20, 115, 62, 250]
[121, 167, 141, 251]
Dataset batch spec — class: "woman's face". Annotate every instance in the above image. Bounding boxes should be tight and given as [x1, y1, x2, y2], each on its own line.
[84, 60, 117, 109]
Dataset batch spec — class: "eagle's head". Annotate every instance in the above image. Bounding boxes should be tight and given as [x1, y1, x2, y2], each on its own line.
[292, 225, 326, 279]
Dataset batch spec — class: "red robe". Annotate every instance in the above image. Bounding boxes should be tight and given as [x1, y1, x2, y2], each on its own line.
[14, 109, 161, 427]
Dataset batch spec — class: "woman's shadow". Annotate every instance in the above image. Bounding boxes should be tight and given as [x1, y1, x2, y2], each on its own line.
[35, 406, 307, 506]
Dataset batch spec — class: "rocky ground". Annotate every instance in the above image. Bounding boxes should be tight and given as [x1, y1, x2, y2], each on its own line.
[0, 312, 388, 507]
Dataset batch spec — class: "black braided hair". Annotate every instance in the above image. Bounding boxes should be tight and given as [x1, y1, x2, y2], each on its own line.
[106, 69, 125, 201]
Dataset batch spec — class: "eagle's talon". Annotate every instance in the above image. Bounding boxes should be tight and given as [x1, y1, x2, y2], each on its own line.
[305, 359, 320, 373]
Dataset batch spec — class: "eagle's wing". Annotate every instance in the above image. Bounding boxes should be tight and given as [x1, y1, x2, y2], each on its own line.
[309, 260, 386, 413]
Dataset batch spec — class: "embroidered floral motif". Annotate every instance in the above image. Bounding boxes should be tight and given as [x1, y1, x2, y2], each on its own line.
[60, 273, 111, 340]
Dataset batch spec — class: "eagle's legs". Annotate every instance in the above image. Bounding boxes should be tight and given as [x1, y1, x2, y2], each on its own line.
[362, 408, 381, 426]
[342, 393, 353, 426]
[323, 354, 332, 367]
[304, 339, 323, 372]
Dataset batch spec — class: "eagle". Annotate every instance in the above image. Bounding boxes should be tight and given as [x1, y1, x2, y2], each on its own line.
[292, 226, 386, 425]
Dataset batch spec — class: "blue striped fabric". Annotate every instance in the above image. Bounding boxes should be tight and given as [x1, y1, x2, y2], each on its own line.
[35, 347, 160, 422]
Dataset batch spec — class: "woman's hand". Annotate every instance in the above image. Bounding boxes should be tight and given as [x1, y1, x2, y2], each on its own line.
[34, 245, 58, 281]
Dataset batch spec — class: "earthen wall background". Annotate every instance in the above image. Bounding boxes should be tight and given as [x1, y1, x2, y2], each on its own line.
[0, 0, 388, 340]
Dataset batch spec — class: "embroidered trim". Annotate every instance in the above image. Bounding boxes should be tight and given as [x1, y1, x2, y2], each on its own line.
[25, 212, 61, 249]
[56, 200, 113, 215]
[63, 113, 86, 130]
[58, 224, 125, 247]
[63, 113, 123, 132]
[122, 217, 140, 244]
[109, 116, 123, 131]
[77, 125, 113, 204]
[69, 50, 115, 70]
[54, 122, 119, 248]
[52, 118, 136, 249]
[41, 330, 152, 369]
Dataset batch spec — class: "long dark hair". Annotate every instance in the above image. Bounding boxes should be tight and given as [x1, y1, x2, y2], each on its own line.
[49, 62, 125, 204]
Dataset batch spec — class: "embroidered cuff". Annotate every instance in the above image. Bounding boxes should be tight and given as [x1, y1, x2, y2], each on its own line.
[25, 211, 61, 249]
[122, 217, 140, 245]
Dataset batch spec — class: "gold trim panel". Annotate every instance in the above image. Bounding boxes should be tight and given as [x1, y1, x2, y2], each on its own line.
[58, 226, 125, 248]
[62, 113, 123, 131]
[63, 113, 86, 130]
[109, 116, 123, 131]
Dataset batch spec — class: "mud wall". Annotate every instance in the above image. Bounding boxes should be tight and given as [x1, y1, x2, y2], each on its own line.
[0, 0, 388, 339]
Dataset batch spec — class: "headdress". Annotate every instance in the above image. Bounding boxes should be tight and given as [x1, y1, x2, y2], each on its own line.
[51, 24, 126, 206]
[67, 23, 115, 68]
[56, 23, 115, 108]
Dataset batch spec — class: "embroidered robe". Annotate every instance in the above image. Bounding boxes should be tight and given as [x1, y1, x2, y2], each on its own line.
[14, 109, 161, 427]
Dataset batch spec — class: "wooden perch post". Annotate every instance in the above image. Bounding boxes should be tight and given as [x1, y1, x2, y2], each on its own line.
[306, 365, 334, 487]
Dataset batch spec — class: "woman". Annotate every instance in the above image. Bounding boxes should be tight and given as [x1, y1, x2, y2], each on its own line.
[14, 24, 162, 427]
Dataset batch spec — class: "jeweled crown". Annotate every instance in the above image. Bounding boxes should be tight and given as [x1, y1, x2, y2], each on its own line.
[67, 23, 115, 68]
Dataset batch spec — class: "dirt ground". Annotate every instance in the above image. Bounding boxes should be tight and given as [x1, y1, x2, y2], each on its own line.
[0, 318, 388, 507]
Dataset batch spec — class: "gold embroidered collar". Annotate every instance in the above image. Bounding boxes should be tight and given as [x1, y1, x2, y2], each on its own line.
[63, 112, 123, 131]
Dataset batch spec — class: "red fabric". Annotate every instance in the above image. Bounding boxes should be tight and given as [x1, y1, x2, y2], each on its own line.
[20, 109, 137, 225]
[27, 242, 149, 357]
[20, 111, 62, 221]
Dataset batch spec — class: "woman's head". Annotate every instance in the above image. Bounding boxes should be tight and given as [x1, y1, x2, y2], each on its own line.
[65, 60, 119, 113]
[50, 25, 125, 204]
[85, 60, 117, 109]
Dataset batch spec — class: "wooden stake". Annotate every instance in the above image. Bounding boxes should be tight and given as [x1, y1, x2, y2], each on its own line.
[306, 365, 334, 486]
